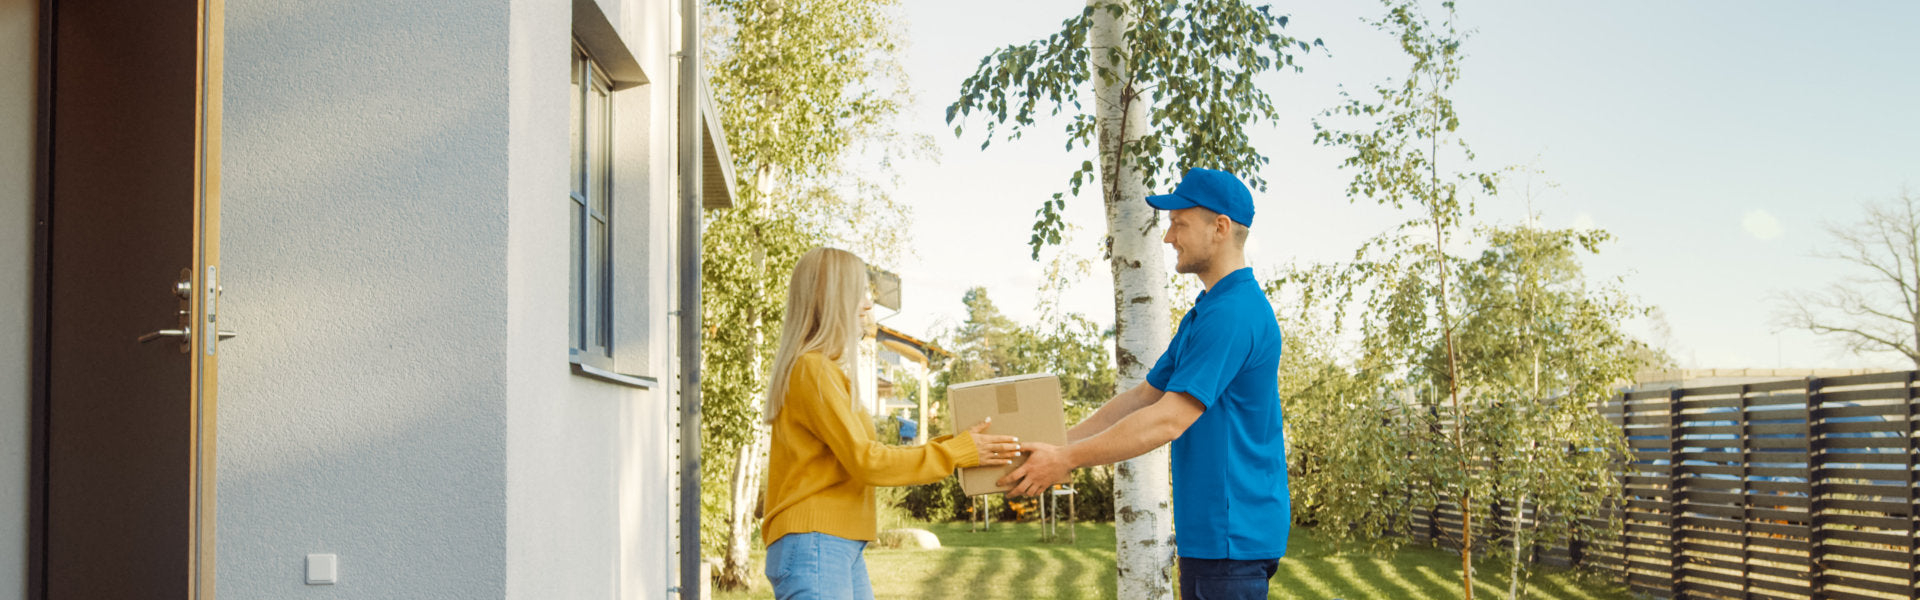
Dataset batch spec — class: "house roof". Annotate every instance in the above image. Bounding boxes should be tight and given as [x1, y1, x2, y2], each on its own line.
[876, 324, 946, 366]
[699, 80, 738, 209]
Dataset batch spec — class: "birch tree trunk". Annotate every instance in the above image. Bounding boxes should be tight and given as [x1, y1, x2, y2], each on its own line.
[719, 166, 777, 590]
[719, 427, 768, 587]
[1090, 2, 1175, 597]
[717, 307, 771, 589]
[1507, 491, 1527, 600]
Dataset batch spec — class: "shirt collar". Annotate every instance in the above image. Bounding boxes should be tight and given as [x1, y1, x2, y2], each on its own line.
[1192, 267, 1255, 309]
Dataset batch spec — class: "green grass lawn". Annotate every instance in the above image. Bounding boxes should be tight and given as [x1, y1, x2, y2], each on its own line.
[714, 521, 1634, 600]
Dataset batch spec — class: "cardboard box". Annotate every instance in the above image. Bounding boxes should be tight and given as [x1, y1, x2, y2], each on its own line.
[947, 373, 1067, 496]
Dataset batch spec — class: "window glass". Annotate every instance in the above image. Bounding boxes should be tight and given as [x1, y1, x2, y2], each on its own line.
[570, 49, 585, 198]
[591, 217, 609, 349]
[571, 43, 617, 361]
[588, 83, 610, 216]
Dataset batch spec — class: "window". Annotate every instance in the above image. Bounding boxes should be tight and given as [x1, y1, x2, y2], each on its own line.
[570, 44, 613, 363]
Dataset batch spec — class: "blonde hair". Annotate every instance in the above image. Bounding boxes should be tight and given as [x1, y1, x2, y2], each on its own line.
[762, 247, 870, 423]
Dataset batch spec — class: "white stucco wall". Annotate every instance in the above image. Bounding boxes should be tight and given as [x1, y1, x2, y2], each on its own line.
[221, 0, 683, 597]
[503, 0, 680, 597]
[1, 1, 34, 598]
[641, 0, 687, 592]
[219, 0, 513, 597]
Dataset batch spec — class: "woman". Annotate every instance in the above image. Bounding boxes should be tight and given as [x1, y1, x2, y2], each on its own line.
[760, 247, 1021, 600]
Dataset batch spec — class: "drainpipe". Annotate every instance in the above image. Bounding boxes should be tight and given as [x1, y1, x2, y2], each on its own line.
[675, 0, 704, 595]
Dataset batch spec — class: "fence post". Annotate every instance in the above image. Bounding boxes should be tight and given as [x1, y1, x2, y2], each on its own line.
[1609, 392, 1626, 582]
[1806, 376, 1829, 600]
[1738, 383, 1754, 599]
[1428, 401, 1443, 548]
[1609, 391, 1634, 587]
[1666, 387, 1684, 599]
[1906, 371, 1918, 600]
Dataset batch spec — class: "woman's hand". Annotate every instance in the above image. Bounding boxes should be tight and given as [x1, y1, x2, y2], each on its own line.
[965, 419, 1021, 466]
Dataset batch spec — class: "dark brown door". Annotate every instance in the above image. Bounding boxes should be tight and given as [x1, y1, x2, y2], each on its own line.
[38, 0, 223, 597]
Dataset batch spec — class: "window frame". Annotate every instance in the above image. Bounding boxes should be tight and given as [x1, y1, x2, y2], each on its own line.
[569, 42, 616, 369]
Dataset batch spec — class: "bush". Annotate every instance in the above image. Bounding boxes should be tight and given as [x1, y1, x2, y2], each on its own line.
[874, 482, 916, 532]
[893, 464, 1118, 523]
[1068, 465, 1115, 521]
[900, 476, 963, 522]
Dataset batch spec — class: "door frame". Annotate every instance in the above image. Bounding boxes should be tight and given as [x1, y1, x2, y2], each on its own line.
[27, 0, 224, 597]
[26, 0, 52, 595]
[188, 0, 224, 595]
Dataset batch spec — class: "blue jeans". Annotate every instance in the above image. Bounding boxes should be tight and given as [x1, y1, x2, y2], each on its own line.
[765, 532, 874, 600]
[1179, 556, 1279, 600]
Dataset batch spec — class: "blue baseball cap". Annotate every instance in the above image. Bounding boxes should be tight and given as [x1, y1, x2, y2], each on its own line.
[1145, 168, 1254, 227]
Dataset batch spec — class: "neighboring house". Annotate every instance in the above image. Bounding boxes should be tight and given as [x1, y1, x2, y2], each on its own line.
[3, 0, 734, 598]
[859, 324, 946, 445]
[848, 268, 943, 443]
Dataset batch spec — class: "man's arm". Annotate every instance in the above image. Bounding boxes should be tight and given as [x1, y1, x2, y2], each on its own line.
[999, 390, 1205, 497]
[1067, 381, 1163, 443]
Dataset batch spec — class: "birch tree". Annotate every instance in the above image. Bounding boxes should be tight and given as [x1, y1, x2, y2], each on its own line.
[703, 0, 921, 589]
[1451, 223, 1640, 600]
[1283, 223, 1642, 599]
[1267, 257, 1427, 553]
[1314, 0, 1492, 596]
[949, 2, 1316, 596]
[1778, 188, 1920, 368]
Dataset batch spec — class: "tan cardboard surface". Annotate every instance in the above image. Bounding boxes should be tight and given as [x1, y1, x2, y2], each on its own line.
[947, 373, 1067, 496]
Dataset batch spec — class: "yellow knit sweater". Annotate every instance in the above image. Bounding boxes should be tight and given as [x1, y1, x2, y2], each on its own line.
[761, 352, 981, 546]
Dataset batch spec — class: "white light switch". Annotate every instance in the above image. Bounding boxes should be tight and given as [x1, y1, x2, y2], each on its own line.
[306, 554, 337, 585]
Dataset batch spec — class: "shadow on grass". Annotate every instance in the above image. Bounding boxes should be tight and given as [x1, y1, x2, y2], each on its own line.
[915, 543, 974, 600]
[1271, 532, 1630, 600]
[1008, 546, 1044, 596]
[1356, 551, 1439, 599]
[1051, 546, 1108, 600]
[1276, 554, 1370, 599]
[907, 520, 1118, 600]
[869, 521, 1632, 600]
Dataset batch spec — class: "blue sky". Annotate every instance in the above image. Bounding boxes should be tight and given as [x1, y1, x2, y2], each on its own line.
[876, 1, 1920, 370]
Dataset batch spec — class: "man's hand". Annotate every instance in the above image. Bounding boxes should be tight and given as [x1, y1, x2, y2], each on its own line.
[997, 441, 1072, 497]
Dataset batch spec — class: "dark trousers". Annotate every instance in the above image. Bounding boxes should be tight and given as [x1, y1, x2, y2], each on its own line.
[1178, 556, 1279, 600]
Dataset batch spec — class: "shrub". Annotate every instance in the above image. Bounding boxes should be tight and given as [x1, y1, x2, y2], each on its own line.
[899, 476, 962, 522]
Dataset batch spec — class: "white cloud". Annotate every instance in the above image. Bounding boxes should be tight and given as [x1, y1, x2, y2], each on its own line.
[1571, 212, 1596, 231]
[1742, 209, 1783, 241]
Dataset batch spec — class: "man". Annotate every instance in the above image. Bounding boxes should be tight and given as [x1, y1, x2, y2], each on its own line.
[999, 167, 1289, 599]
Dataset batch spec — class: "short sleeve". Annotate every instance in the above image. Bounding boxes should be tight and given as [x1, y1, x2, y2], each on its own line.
[1154, 312, 1252, 408]
[1145, 335, 1178, 391]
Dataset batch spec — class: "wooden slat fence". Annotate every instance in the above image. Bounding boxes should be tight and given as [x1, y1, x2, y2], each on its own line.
[1403, 371, 1919, 600]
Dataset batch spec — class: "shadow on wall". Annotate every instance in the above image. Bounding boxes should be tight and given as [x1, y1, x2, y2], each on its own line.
[217, 0, 515, 596]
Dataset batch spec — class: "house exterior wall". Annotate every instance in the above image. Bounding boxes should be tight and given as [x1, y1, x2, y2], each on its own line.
[502, 0, 681, 598]
[1, 0, 34, 597]
[219, 0, 515, 597]
[858, 339, 880, 415]
[220, 0, 685, 597]
[616, 0, 687, 593]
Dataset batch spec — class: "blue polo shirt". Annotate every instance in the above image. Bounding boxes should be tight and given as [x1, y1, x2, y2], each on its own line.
[1145, 267, 1289, 560]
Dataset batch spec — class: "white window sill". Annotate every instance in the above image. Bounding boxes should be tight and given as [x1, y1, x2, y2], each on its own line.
[569, 352, 656, 390]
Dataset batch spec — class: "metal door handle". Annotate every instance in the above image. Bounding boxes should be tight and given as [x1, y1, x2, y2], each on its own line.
[137, 329, 234, 343]
[140, 328, 189, 343]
